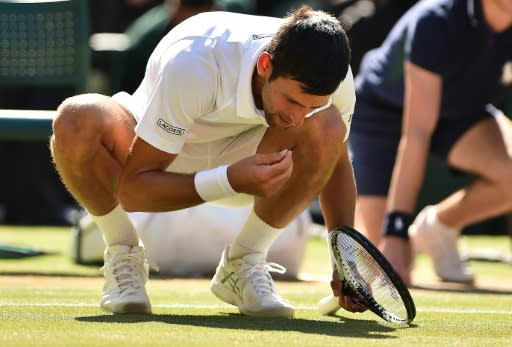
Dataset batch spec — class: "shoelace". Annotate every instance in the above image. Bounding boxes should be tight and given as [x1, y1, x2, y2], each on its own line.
[239, 261, 286, 295]
[102, 251, 159, 295]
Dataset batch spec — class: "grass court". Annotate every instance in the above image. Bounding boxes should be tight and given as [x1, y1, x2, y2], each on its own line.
[1, 226, 511, 347]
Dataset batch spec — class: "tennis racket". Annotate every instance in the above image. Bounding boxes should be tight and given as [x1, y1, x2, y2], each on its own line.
[318, 225, 416, 325]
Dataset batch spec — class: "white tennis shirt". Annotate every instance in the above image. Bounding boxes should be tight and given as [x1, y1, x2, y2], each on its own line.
[114, 11, 355, 154]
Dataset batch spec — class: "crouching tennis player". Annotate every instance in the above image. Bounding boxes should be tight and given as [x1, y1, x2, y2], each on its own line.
[50, 6, 364, 317]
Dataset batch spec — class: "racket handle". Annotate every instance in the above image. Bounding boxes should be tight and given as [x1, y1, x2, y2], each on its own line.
[317, 294, 341, 316]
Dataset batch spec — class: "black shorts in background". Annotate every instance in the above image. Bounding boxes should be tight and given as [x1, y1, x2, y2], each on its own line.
[349, 100, 496, 196]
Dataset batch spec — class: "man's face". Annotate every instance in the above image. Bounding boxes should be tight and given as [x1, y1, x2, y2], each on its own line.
[260, 76, 331, 129]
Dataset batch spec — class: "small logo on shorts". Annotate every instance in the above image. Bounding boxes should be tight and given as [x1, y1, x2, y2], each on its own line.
[157, 118, 186, 136]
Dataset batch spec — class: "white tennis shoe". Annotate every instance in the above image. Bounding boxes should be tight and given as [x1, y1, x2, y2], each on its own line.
[101, 244, 153, 314]
[210, 246, 295, 318]
[409, 205, 474, 284]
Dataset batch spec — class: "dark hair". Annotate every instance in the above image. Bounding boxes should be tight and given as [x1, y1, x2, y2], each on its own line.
[266, 5, 351, 96]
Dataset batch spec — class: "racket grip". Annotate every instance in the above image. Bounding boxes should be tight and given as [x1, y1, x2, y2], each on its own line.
[317, 294, 341, 316]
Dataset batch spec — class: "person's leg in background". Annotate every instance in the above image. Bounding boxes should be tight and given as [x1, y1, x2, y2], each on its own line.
[411, 109, 512, 283]
[349, 103, 413, 279]
[349, 103, 401, 244]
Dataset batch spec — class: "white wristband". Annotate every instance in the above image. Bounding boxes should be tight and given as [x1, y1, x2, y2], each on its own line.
[194, 165, 237, 202]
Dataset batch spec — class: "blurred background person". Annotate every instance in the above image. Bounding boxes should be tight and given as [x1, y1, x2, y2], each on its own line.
[349, 0, 512, 285]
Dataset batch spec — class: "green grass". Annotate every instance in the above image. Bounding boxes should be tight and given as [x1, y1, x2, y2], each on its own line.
[1, 226, 511, 347]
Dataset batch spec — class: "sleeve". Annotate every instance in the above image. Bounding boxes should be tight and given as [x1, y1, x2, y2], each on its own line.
[405, 11, 451, 76]
[135, 39, 217, 154]
[331, 66, 356, 142]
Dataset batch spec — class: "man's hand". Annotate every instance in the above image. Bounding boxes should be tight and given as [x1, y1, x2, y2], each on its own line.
[227, 150, 293, 197]
[380, 236, 413, 286]
[330, 269, 367, 313]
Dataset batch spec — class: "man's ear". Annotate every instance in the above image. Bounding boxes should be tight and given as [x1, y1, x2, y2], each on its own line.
[257, 52, 272, 77]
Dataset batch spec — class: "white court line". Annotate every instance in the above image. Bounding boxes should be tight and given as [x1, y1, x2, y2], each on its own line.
[0, 302, 510, 314]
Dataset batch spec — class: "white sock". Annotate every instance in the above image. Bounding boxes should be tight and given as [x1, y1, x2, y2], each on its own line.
[88, 204, 139, 247]
[228, 209, 284, 259]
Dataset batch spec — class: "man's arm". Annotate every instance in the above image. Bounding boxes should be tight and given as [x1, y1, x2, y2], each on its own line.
[381, 61, 442, 285]
[319, 143, 356, 232]
[319, 139, 367, 312]
[118, 136, 294, 212]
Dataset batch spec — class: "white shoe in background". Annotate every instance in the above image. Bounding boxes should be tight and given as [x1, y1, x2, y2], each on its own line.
[410, 206, 474, 284]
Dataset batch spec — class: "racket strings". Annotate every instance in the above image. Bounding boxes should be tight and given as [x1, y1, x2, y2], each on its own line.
[338, 235, 408, 321]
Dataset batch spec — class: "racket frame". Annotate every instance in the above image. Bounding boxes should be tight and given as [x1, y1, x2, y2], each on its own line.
[329, 225, 416, 325]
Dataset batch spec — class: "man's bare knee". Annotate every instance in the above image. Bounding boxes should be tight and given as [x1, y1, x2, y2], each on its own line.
[53, 93, 109, 133]
[298, 114, 346, 173]
[52, 94, 110, 159]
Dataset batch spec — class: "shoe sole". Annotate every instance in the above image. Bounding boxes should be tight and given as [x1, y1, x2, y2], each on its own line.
[210, 281, 294, 318]
[101, 302, 152, 314]
[439, 276, 475, 285]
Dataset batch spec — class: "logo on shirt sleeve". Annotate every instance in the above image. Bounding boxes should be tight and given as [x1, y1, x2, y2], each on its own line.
[157, 118, 186, 136]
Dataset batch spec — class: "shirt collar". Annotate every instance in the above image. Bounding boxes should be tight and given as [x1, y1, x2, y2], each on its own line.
[305, 95, 333, 118]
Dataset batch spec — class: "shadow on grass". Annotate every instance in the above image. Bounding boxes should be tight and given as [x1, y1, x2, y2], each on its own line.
[411, 274, 512, 295]
[411, 284, 512, 295]
[76, 313, 417, 338]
